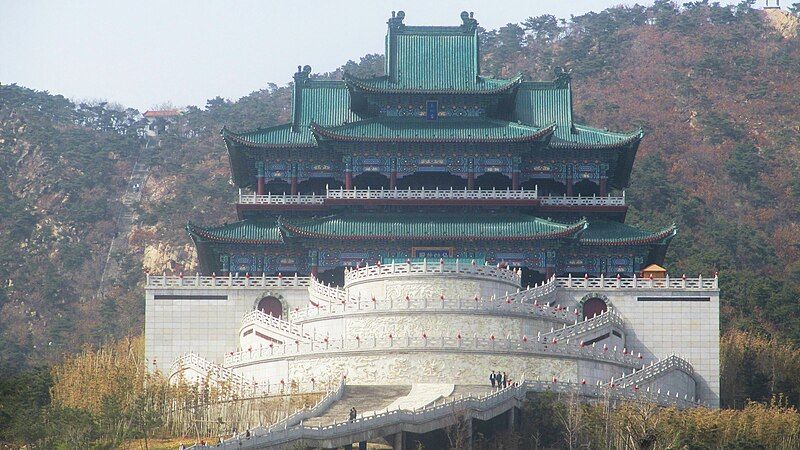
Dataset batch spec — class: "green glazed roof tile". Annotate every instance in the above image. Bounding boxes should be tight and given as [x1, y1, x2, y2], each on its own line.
[311, 117, 555, 143]
[579, 221, 676, 245]
[222, 124, 315, 148]
[187, 221, 283, 244]
[281, 213, 585, 240]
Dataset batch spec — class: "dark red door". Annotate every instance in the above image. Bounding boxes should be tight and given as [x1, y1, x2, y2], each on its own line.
[583, 297, 607, 319]
[257, 296, 282, 318]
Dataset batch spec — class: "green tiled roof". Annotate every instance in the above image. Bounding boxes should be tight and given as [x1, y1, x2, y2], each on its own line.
[222, 124, 315, 148]
[579, 221, 676, 246]
[513, 82, 572, 130]
[281, 213, 586, 241]
[513, 82, 642, 150]
[311, 117, 555, 143]
[296, 80, 362, 126]
[186, 221, 283, 244]
[550, 124, 643, 150]
[345, 73, 522, 94]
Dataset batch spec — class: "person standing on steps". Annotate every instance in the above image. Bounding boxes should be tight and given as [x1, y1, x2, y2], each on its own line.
[495, 371, 503, 389]
[490, 370, 496, 387]
[503, 371, 508, 388]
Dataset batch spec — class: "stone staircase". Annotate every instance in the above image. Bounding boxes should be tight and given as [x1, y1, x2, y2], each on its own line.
[309, 385, 411, 426]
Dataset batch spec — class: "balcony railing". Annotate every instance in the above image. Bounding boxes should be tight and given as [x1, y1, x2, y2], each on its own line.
[237, 188, 626, 207]
[555, 274, 718, 290]
[145, 273, 311, 289]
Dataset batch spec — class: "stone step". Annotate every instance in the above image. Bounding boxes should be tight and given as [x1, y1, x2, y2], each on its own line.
[309, 385, 411, 426]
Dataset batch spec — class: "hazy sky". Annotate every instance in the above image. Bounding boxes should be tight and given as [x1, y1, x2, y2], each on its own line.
[1, 0, 742, 111]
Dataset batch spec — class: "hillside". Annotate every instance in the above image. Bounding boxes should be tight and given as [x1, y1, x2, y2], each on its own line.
[0, 2, 798, 374]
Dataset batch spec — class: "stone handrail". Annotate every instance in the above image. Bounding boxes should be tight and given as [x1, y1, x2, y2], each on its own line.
[540, 192, 625, 206]
[146, 273, 310, 289]
[344, 260, 521, 287]
[223, 333, 643, 369]
[507, 275, 558, 302]
[556, 274, 718, 290]
[170, 353, 333, 398]
[238, 191, 325, 205]
[237, 188, 627, 207]
[170, 352, 251, 387]
[205, 379, 698, 449]
[308, 277, 346, 304]
[289, 294, 575, 324]
[542, 309, 625, 342]
[188, 378, 346, 450]
[614, 354, 695, 389]
[240, 310, 315, 341]
[327, 186, 538, 200]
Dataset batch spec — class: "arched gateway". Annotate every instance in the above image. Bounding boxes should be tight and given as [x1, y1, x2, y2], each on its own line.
[257, 296, 282, 318]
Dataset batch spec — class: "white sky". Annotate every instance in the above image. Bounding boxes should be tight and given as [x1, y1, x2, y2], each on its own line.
[0, 0, 744, 111]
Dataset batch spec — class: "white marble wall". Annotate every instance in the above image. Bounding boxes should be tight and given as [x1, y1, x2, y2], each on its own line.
[301, 313, 554, 343]
[346, 274, 520, 303]
[556, 287, 719, 407]
[145, 286, 308, 373]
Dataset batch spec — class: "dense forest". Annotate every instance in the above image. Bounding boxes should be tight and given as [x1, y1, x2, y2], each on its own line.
[1, 1, 799, 446]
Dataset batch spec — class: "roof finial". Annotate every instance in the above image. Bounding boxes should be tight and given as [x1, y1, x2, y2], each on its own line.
[388, 10, 405, 29]
[460, 11, 478, 31]
[554, 66, 572, 88]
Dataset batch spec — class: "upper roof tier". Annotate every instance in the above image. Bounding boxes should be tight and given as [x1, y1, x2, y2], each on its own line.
[222, 11, 644, 188]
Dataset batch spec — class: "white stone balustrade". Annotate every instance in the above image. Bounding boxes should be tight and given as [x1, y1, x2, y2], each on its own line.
[540, 192, 626, 206]
[344, 260, 522, 286]
[200, 379, 699, 450]
[240, 310, 315, 341]
[542, 309, 625, 342]
[614, 354, 695, 388]
[170, 352, 339, 398]
[556, 274, 718, 290]
[145, 273, 311, 289]
[223, 333, 643, 369]
[308, 277, 346, 304]
[290, 294, 576, 323]
[326, 186, 538, 200]
[236, 187, 626, 207]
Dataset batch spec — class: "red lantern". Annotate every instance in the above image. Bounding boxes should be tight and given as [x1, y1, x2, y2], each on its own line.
[439, 294, 444, 300]
[355, 335, 360, 341]
[269, 343, 274, 348]
[457, 333, 462, 340]
[422, 333, 427, 339]
[584, 273, 588, 280]
[581, 379, 586, 385]
[248, 346, 252, 352]
[552, 377, 558, 383]
[278, 273, 283, 279]
[245, 272, 251, 279]
[580, 340, 585, 347]
[552, 338, 558, 344]
[490, 334, 495, 341]
[388, 334, 393, 340]
[179, 272, 184, 279]
[522, 335, 528, 342]
[405, 295, 410, 302]
[371, 296, 376, 303]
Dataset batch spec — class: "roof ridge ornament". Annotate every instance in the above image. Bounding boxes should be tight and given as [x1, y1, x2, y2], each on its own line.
[388, 10, 405, 29]
[460, 11, 478, 31]
[294, 65, 312, 83]
[554, 66, 572, 89]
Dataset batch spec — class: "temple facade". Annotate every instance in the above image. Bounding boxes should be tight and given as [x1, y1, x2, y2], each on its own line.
[188, 10, 674, 284]
[146, 14, 720, 448]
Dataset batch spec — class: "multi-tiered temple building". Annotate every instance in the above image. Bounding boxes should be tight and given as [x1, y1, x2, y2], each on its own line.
[146, 12, 719, 449]
[188, 11, 672, 283]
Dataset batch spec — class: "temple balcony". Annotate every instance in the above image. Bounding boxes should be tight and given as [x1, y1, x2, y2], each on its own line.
[236, 187, 626, 215]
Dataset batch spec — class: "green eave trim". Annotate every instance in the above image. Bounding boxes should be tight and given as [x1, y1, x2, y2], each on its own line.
[548, 125, 644, 150]
[187, 221, 284, 245]
[221, 125, 317, 149]
[280, 214, 586, 241]
[310, 118, 555, 144]
[343, 72, 523, 95]
[579, 221, 676, 246]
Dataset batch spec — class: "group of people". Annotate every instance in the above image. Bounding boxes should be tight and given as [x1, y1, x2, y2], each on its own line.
[489, 370, 511, 388]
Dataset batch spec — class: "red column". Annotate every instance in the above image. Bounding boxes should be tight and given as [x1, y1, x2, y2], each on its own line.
[344, 157, 353, 190]
[566, 177, 574, 196]
[599, 177, 607, 196]
[290, 164, 298, 195]
[390, 157, 397, 189]
[256, 162, 265, 195]
[512, 172, 520, 190]
[467, 158, 475, 189]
